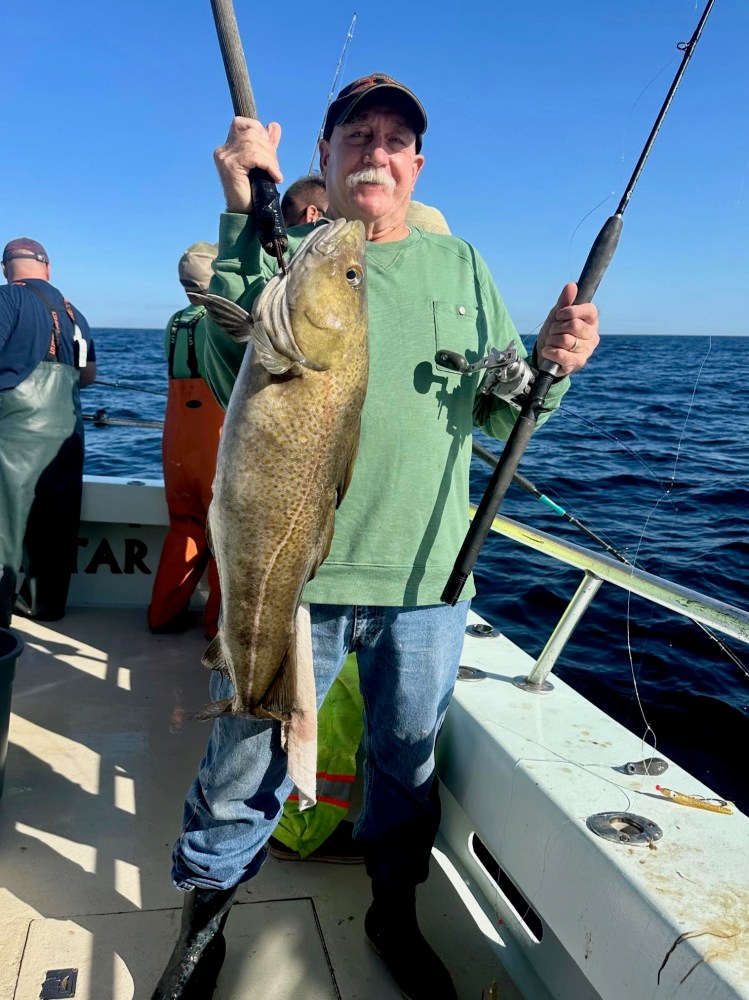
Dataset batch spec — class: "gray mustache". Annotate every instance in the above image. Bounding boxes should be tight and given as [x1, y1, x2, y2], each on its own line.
[345, 168, 396, 192]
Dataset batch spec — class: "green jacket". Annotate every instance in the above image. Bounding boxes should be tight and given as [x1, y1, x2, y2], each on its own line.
[204, 213, 569, 606]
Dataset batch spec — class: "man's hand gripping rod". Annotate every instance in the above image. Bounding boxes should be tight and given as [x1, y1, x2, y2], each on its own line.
[440, 0, 716, 606]
[210, 0, 289, 272]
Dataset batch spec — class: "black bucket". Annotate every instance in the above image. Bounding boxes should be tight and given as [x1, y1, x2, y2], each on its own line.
[0, 628, 24, 800]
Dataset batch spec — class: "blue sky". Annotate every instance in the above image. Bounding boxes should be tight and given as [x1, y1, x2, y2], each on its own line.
[4, 1, 746, 335]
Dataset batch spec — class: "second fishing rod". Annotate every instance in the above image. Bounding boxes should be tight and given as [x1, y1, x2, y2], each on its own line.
[440, 0, 717, 606]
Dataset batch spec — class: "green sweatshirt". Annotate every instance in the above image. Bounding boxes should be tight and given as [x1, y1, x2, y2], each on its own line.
[204, 213, 569, 606]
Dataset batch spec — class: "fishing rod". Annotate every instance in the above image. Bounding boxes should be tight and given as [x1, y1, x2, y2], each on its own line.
[441, 0, 717, 607]
[84, 409, 164, 429]
[307, 12, 358, 175]
[209, 0, 289, 272]
[471, 436, 748, 678]
[94, 379, 167, 397]
[471, 439, 626, 560]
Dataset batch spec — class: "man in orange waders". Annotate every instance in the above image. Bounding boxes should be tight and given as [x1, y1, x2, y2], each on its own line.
[148, 243, 224, 640]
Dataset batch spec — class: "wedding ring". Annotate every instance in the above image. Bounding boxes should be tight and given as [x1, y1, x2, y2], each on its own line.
[570, 336, 580, 353]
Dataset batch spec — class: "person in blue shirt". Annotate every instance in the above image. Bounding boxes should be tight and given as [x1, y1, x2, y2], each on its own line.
[0, 237, 96, 626]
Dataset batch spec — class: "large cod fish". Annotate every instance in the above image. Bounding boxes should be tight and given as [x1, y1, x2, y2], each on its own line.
[190, 218, 368, 803]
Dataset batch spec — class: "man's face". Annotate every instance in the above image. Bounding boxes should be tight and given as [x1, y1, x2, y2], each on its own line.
[319, 103, 425, 227]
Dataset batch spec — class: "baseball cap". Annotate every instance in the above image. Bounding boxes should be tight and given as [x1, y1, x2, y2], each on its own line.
[322, 73, 427, 153]
[178, 241, 218, 293]
[2, 237, 50, 264]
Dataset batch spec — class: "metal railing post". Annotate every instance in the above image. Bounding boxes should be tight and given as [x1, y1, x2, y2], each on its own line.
[521, 572, 604, 690]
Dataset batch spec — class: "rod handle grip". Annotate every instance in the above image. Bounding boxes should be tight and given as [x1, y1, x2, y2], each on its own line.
[250, 168, 289, 256]
[539, 213, 623, 377]
[575, 213, 623, 305]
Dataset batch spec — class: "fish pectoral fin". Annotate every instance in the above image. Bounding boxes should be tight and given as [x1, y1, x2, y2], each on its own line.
[193, 698, 234, 721]
[306, 506, 335, 584]
[336, 434, 362, 509]
[250, 322, 302, 376]
[202, 635, 230, 676]
[189, 292, 255, 344]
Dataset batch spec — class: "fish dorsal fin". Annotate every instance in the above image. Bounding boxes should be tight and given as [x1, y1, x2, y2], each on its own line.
[188, 292, 254, 344]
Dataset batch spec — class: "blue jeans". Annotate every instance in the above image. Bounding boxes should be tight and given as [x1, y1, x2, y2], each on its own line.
[172, 601, 469, 891]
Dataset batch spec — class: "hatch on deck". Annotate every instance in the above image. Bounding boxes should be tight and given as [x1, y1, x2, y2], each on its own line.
[14, 899, 338, 1000]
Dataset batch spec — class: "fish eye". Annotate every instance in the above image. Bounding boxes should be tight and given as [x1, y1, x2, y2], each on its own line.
[346, 266, 362, 287]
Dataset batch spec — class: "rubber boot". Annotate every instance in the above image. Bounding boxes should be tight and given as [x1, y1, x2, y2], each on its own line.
[151, 885, 236, 1000]
[364, 884, 458, 1000]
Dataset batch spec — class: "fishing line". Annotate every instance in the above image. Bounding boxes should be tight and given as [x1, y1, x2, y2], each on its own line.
[581, 338, 749, 683]
[473, 389, 749, 689]
[565, 411, 671, 492]
[615, 52, 682, 203]
[667, 335, 711, 487]
[619, 332, 749, 759]
[475, 719, 640, 916]
[450, 1, 717, 608]
[566, 191, 616, 288]
[306, 12, 357, 175]
[562, 31, 691, 308]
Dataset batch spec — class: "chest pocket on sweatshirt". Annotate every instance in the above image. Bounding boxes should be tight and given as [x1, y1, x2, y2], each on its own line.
[432, 300, 481, 377]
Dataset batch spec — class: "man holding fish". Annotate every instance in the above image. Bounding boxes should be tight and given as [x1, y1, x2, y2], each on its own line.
[152, 73, 599, 1000]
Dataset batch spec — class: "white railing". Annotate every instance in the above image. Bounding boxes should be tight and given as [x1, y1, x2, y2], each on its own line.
[479, 507, 749, 687]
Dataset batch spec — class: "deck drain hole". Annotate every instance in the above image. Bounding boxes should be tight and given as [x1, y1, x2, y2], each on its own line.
[40, 968, 78, 998]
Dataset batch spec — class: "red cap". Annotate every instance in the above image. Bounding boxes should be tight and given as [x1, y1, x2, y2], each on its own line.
[322, 73, 427, 153]
[2, 237, 50, 264]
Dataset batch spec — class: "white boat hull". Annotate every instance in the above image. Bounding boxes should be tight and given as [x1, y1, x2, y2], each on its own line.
[2, 474, 746, 999]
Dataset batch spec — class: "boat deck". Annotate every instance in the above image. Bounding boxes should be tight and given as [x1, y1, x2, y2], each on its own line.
[0, 608, 514, 1000]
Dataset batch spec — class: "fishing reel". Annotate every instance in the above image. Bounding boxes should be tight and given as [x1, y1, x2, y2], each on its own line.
[434, 340, 537, 407]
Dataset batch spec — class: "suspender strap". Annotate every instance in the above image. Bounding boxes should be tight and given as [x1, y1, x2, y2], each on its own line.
[62, 297, 77, 323]
[168, 308, 204, 379]
[13, 280, 62, 359]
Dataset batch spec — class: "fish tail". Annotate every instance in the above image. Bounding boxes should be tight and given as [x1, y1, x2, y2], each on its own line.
[193, 698, 234, 721]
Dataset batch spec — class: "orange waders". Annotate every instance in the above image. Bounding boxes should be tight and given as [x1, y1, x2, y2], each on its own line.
[148, 312, 224, 638]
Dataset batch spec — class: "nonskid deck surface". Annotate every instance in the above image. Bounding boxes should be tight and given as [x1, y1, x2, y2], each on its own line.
[0, 608, 509, 1000]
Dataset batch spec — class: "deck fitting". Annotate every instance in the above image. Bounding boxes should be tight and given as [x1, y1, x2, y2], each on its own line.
[586, 811, 663, 846]
[466, 622, 496, 637]
[457, 665, 487, 682]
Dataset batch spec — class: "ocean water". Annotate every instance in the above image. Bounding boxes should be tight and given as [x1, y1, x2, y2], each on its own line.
[83, 330, 749, 811]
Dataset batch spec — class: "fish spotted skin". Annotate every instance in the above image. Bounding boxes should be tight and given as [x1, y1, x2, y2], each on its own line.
[192, 219, 368, 723]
